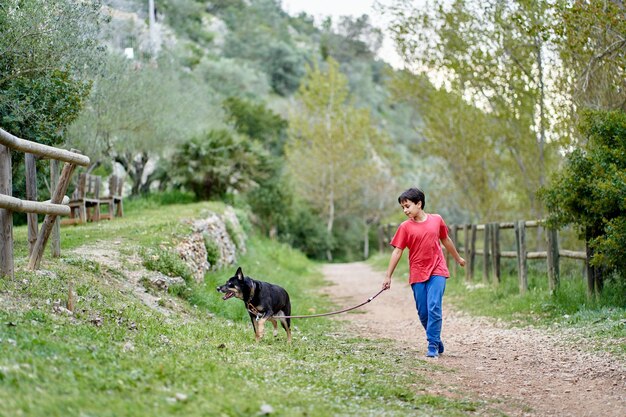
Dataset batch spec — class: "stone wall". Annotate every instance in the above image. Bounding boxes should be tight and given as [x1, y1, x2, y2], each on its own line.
[176, 207, 246, 283]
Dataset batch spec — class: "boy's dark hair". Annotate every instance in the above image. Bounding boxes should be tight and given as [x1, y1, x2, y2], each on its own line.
[398, 187, 426, 209]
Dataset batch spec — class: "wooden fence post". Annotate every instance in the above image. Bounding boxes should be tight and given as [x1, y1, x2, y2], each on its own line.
[463, 224, 470, 282]
[25, 153, 38, 255]
[50, 160, 61, 257]
[450, 224, 458, 278]
[491, 222, 501, 284]
[0, 144, 13, 278]
[547, 228, 560, 295]
[515, 220, 528, 294]
[469, 224, 477, 281]
[28, 161, 77, 270]
[483, 223, 490, 283]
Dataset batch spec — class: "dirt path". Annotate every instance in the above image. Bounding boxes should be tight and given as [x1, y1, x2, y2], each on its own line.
[322, 262, 626, 417]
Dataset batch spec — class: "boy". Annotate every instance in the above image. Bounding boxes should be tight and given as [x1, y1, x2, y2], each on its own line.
[382, 188, 465, 357]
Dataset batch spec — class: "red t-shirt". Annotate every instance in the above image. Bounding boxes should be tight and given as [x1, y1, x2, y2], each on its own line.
[390, 214, 450, 284]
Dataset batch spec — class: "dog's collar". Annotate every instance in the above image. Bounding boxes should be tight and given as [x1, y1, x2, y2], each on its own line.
[246, 282, 261, 318]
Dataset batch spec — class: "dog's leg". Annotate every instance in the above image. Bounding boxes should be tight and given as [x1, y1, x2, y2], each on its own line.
[255, 317, 267, 342]
[248, 313, 259, 340]
[276, 312, 291, 343]
[269, 318, 278, 337]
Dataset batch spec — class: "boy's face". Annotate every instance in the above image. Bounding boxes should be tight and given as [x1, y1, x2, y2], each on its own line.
[400, 199, 422, 220]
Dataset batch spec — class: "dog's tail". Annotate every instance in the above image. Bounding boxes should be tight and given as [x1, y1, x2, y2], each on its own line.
[283, 294, 291, 329]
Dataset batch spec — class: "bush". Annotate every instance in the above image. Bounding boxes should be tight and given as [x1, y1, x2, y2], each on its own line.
[202, 234, 221, 267]
[279, 202, 333, 260]
[140, 247, 193, 284]
[168, 129, 272, 200]
[539, 110, 626, 289]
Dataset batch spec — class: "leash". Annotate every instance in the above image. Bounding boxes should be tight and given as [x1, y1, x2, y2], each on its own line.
[248, 288, 387, 320]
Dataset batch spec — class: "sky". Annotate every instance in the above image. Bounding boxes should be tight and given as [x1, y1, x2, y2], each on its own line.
[281, 0, 404, 68]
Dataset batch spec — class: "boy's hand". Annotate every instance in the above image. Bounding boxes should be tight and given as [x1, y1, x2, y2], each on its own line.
[457, 257, 466, 267]
[382, 277, 391, 290]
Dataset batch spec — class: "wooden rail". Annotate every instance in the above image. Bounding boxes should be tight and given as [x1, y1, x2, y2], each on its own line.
[454, 220, 587, 294]
[0, 127, 89, 278]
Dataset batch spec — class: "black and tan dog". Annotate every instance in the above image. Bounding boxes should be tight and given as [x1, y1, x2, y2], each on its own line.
[217, 266, 292, 342]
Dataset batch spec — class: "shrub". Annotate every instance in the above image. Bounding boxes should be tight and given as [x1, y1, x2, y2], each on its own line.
[202, 234, 221, 268]
[539, 110, 626, 291]
[140, 247, 193, 283]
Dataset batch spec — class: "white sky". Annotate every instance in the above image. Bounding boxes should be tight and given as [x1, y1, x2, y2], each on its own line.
[281, 0, 404, 68]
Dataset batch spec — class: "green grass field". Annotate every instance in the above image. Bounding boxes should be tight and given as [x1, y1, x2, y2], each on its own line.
[1, 201, 485, 417]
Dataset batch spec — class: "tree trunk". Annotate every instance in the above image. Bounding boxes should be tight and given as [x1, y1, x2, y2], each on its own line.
[326, 189, 334, 262]
[363, 223, 369, 260]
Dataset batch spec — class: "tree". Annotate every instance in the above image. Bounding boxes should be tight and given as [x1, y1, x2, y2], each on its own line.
[389, 71, 510, 220]
[223, 97, 288, 155]
[285, 58, 391, 260]
[385, 0, 564, 219]
[168, 129, 272, 201]
[66, 53, 218, 195]
[555, 0, 626, 112]
[0, 0, 101, 145]
[539, 110, 626, 296]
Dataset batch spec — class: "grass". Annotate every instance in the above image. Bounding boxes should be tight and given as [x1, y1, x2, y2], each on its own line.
[369, 251, 626, 358]
[1, 201, 487, 417]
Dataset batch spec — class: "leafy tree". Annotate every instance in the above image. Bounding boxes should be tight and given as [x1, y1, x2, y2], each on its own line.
[168, 129, 271, 200]
[389, 71, 513, 220]
[539, 110, 626, 295]
[555, 0, 626, 112]
[286, 58, 391, 260]
[66, 53, 218, 194]
[385, 0, 563, 219]
[221, 0, 306, 95]
[222, 96, 291, 237]
[223, 96, 288, 155]
[195, 57, 271, 98]
[320, 14, 383, 64]
[0, 0, 102, 145]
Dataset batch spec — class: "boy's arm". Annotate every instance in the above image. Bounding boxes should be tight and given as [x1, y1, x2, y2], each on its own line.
[382, 246, 404, 289]
[441, 236, 466, 267]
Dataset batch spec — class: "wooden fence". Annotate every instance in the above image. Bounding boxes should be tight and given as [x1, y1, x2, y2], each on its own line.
[0, 127, 90, 278]
[381, 220, 587, 295]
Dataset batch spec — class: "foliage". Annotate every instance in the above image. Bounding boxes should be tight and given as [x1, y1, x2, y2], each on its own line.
[168, 129, 272, 201]
[389, 71, 514, 220]
[193, 57, 272, 98]
[66, 52, 218, 194]
[220, 0, 307, 96]
[223, 96, 288, 155]
[286, 58, 392, 259]
[160, 0, 215, 48]
[0, 0, 102, 145]
[539, 110, 626, 282]
[202, 233, 221, 267]
[320, 14, 383, 63]
[279, 200, 334, 260]
[222, 96, 293, 237]
[555, 0, 626, 111]
[140, 247, 194, 284]
[385, 0, 565, 219]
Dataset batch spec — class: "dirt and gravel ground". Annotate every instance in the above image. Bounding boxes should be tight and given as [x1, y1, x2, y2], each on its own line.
[321, 262, 626, 417]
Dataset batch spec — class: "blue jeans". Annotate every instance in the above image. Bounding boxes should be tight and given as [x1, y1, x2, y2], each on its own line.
[411, 275, 447, 346]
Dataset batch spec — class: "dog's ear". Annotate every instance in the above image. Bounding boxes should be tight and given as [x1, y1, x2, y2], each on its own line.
[235, 266, 244, 280]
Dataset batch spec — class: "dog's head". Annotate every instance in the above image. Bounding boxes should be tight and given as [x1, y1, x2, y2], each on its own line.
[216, 266, 247, 301]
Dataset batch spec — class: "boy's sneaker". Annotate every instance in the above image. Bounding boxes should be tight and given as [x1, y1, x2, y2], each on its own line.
[426, 343, 439, 358]
[438, 341, 444, 354]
